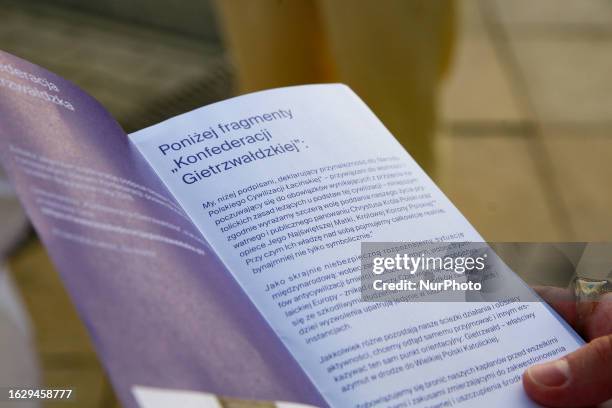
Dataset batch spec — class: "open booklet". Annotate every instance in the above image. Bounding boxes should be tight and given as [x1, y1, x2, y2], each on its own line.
[0, 50, 583, 408]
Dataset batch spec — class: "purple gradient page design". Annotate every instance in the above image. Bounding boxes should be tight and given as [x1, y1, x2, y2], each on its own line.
[0, 50, 326, 408]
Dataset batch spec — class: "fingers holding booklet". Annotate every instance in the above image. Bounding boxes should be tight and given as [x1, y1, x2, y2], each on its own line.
[0, 50, 585, 408]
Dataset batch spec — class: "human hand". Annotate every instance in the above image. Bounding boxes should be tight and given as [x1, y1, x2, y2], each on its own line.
[523, 286, 612, 407]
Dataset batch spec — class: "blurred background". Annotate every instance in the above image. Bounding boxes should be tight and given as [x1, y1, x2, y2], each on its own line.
[1, 0, 611, 406]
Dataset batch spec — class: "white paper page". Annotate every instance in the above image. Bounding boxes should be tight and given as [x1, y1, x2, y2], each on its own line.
[132, 386, 318, 408]
[130, 84, 582, 408]
[132, 386, 223, 408]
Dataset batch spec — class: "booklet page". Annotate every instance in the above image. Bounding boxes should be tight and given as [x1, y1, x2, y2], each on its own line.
[131, 84, 582, 408]
[0, 51, 326, 408]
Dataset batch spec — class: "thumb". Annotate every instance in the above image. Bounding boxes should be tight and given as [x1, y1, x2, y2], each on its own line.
[523, 335, 612, 407]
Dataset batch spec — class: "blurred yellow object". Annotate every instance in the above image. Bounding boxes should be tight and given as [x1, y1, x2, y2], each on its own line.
[214, 0, 455, 175]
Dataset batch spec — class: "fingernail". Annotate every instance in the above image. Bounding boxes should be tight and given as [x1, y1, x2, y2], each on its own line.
[527, 359, 570, 387]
